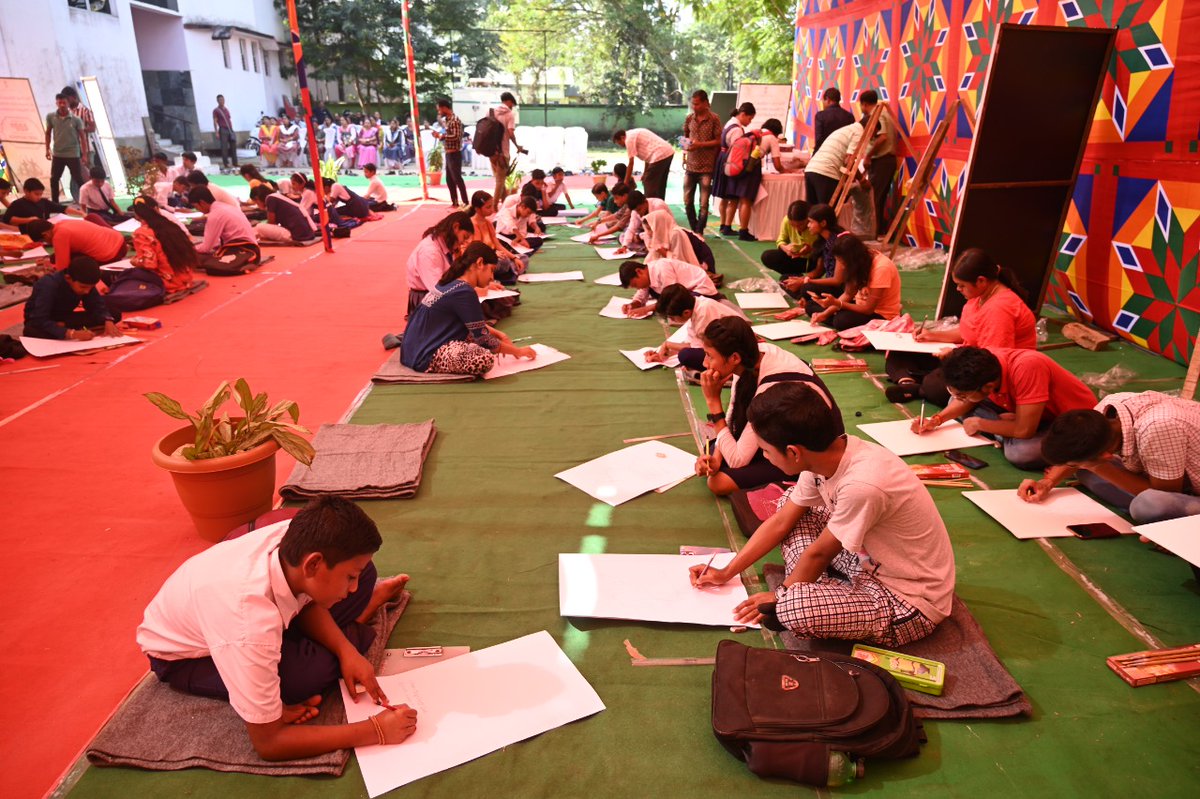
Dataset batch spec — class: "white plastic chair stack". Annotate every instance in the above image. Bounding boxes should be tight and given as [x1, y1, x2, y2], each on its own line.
[563, 127, 589, 172]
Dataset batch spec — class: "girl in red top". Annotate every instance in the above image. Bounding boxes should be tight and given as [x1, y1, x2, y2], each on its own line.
[130, 196, 197, 294]
[885, 248, 1036, 405]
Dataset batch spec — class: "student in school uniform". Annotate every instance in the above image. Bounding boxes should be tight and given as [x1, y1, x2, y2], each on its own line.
[546, 167, 573, 211]
[914, 345, 1097, 470]
[760, 200, 817, 278]
[189, 186, 260, 263]
[400, 242, 536, 376]
[288, 173, 320, 220]
[405, 211, 474, 317]
[612, 128, 675, 200]
[23, 255, 120, 340]
[587, 183, 632, 241]
[494, 196, 542, 252]
[618, 257, 719, 318]
[467, 191, 525, 282]
[521, 169, 563, 218]
[1020, 392, 1200, 524]
[692, 381, 955, 645]
[612, 190, 668, 256]
[188, 171, 241, 208]
[885, 248, 1037, 405]
[692, 316, 842, 496]
[26, 218, 127, 270]
[779, 233, 899, 331]
[128, 196, 197, 294]
[78, 167, 132, 226]
[2, 178, 84, 235]
[137, 496, 417, 761]
[642, 209, 699, 266]
[648, 283, 747, 371]
[713, 103, 755, 237]
[323, 178, 373, 221]
[250, 185, 318, 245]
[361, 164, 394, 212]
[577, 182, 612, 227]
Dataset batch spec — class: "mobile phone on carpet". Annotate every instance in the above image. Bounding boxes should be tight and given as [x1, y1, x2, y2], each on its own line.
[1068, 523, 1122, 540]
[945, 449, 988, 470]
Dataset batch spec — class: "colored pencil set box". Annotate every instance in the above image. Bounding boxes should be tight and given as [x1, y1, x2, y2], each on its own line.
[909, 463, 970, 480]
[1107, 644, 1200, 686]
[851, 645, 946, 695]
[122, 316, 162, 330]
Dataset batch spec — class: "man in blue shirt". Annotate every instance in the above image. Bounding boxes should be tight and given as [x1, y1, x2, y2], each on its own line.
[23, 256, 120, 340]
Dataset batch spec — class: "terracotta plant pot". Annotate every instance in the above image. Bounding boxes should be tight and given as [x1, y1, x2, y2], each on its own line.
[151, 425, 280, 543]
[593, 174, 607, 184]
[429, 171, 443, 186]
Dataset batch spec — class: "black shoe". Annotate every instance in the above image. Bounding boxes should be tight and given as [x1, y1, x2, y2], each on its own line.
[719, 225, 736, 236]
[885, 382, 919, 403]
[737, 229, 755, 241]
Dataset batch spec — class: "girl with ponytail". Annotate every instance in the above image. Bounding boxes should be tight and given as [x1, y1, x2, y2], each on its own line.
[130, 195, 197, 293]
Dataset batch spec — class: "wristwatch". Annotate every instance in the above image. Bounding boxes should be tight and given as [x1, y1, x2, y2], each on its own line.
[706, 411, 726, 423]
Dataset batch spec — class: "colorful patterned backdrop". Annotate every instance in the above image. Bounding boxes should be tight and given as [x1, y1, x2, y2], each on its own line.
[791, 0, 1200, 364]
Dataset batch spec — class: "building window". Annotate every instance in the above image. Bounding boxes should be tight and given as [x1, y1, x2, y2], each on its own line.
[279, 51, 287, 76]
[221, 39, 231, 69]
[264, 48, 272, 77]
[239, 39, 248, 71]
[67, 0, 113, 13]
[251, 41, 260, 74]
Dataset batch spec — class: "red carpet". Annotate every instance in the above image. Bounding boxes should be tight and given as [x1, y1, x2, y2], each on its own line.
[0, 203, 449, 798]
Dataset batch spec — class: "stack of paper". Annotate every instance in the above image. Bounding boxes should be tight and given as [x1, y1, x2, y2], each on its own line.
[735, 292, 790, 310]
[751, 319, 830, 340]
[484, 343, 571, 379]
[555, 440, 695, 505]
[964, 487, 1135, 540]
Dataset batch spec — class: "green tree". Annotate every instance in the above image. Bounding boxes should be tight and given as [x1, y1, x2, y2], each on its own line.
[685, 0, 796, 83]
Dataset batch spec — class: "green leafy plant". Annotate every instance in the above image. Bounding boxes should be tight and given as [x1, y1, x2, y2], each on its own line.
[320, 157, 344, 180]
[505, 168, 524, 192]
[145, 379, 315, 465]
[427, 143, 444, 172]
[589, 158, 608, 175]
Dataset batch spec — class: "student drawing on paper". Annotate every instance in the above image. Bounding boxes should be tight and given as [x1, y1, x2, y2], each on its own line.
[690, 383, 955, 646]
[137, 496, 418, 761]
[618, 258, 719, 319]
[646, 284, 746, 371]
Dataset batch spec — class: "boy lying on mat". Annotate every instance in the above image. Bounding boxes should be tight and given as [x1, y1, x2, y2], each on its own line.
[138, 496, 415, 760]
[691, 382, 955, 646]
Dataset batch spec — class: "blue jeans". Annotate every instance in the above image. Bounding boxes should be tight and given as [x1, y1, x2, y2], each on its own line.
[1077, 469, 1200, 523]
[965, 401, 1048, 471]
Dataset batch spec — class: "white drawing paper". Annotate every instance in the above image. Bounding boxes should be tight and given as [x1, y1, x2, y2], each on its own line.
[483, 343, 571, 379]
[598, 296, 654, 319]
[1, 246, 48, 262]
[595, 246, 642, 261]
[113, 218, 142, 233]
[666, 322, 692, 345]
[48, 213, 74, 225]
[861, 330, 958, 356]
[479, 288, 520, 302]
[517, 271, 585, 283]
[750, 319, 831, 340]
[19, 335, 142, 358]
[619, 349, 679, 370]
[554, 440, 695, 506]
[558, 552, 757, 627]
[963, 487, 1135, 540]
[100, 259, 134, 272]
[735, 292, 790, 310]
[342, 631, 605, 798]
[559, 208, 589, 217]
[496, 234, 534, 255]
[540, 216, 573, 225]
[570, 232, 614, 244]
[856, 419, 991, 457]
[1133, 514, 1200, 567]
[593, 272, 622, 286]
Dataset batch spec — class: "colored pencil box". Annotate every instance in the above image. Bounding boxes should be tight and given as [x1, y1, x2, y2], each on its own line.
[851, 645, 946, 696]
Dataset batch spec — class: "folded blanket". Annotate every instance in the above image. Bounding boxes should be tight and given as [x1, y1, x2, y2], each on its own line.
[86, 592, 410, 776]
[280, 421, 437, 500]
[373, 351, 477, 384]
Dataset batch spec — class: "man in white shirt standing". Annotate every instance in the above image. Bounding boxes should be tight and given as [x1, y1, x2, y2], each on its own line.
[490, 92, 527, 205]
[804, 121, 863, 206]
[138, 496, 417, 760]
[613, 128, 675, 200]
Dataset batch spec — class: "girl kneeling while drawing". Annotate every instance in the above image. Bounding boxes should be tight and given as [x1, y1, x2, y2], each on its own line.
[400, 242, 536, 377]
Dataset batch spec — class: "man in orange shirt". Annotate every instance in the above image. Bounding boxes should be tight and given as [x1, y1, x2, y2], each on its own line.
[26, 218, 127, 271]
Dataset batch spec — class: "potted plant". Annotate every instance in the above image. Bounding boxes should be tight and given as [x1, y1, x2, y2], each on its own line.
[427, 144, 444, 186]
[147, 379, 316, 542]
[505, 168, 524, 193]
[589, 158, 608, 184]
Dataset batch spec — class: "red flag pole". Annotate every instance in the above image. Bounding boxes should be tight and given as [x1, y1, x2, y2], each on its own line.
[284, 0, 333, 252]
[401, 0, 431, 201]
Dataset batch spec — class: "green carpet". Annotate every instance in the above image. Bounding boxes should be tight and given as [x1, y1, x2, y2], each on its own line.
[67, 217, 1200, 798]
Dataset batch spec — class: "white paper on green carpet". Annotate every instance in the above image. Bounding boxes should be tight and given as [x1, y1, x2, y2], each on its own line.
[856, 419, 990, 456]
[861, 329, 957, 355]
[751, 319, 830, 340]
[479, 288, 520, 302]
[1132, 514, 1200, 566]
[593, 272, 622, 286]
[598, 295, 654, 319]
[555, 440, 695, 506]
[484, 343, 570, 379]
[735, 292, 790, 310]
[558, 553, 757, 627]
[666, 322, 692, 344]
[342, 631, 605, 798]
[595, 246, 641, 261]
[620, 348, 679, 370]
[963, 487, 1135, 540]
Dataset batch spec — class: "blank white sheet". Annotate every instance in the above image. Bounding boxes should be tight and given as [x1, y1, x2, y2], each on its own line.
[593, 272, 622, 286]
[1, 246, 48, 262]
[100, 259, 134, 272]
[484, 343, 570, 379]
[342, 630, 605, 798]
[540, 216, 573, 226]
[19, 335, 142, 358]
[861, 329, 957, 355]
[558, 552, 757, 627]
[570, 232, 614, 244]
[735, 292, 790, 310]
[751, 319, 830, 340]
[113, 218, 141, 233]
[559, 208, 589, 217]
[619, 348, 679, 370]
[555, 440, 695, 506]
[1133, 514, 1200, 566]
[856, 419, 990, 456]
[598, 295, 654, 319]
[479, 288, 520, 302]
[963, 487, 1135, 540]
[595, 246, 641, 261]
[666, 322, 692, 345]
[517, 271, 584, 283]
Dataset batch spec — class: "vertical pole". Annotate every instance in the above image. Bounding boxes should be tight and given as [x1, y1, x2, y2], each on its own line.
[284, 0, 332, 252]
[401, 0, 431, 201]
[542, 30, 548, 126]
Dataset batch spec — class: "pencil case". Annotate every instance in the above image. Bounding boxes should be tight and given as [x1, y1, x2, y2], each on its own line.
[851, 645, 945, 696]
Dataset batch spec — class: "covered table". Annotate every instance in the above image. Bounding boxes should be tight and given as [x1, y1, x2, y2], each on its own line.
[749, 172, 806, 241]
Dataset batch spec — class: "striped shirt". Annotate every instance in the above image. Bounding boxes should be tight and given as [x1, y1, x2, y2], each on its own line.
[1098, 392, 1200, 492]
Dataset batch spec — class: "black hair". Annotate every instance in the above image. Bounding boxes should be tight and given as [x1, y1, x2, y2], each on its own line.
[54, 92, 66, 102]
[702, 317, 763, 439]
[1041, 409, 1114, 465]
[747, 382, 842, 453]
[859, 90, 879, 105]
[188, 186, 215, 205]
[363, 163, 377, 174]
[654, 283, 696, 319]
[529, 168, 546, 181]
[806, 203, 840, 232]
[239, 164, 269, 182]
[952, 247, 1027, 301]
[66, 255, 101, 284]
[613, 163, 628, 181]
[618, 260, 646, 288]
[290, 172, 315, 191]
[279, 495, 382, 568]
[250, 184, 274, 203]
[786, 199, 811, 222]
[61, 86, 79, 100]
[500, 91, 517, 104]
[0, 178, 10, 192]
[441, 241, 499, 284]
[172, 176, 191, 188]
[627, 190, 647, 210]
[422, 210, 473, 247]
[611, 182, 631, 198]
[153, 152, 169, 163]
[737, 102, 756, 116]
[26, 219, 52, 240]
[186, 170, 210, 186]
[941, 346, 1002, 393]
[823, 87, 842, 103]
[590, 183, 609, 197]
[469, 190, 492, 214]
[518, 196, 538, 212]
[692, 89, 710, 102]
[551, 166, 565, 175]
[89, 166, 106, 180]
[132, 196, 199, 271]
[182, 151, 197, 162]
[762, 118, 783, 136]
[831, 234, 874, 293]
[612, 129, 627, 144]
[436, 97, 452, 109]
[23, 178, 44, 192]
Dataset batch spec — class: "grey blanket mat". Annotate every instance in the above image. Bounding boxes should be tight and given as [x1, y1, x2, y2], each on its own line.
[0, 284, 32, 310]
[85, 590, 410, 776]
[764, 565, 1030, 719]
[372, 351, 477, 384]
[280, 421, 437, 500]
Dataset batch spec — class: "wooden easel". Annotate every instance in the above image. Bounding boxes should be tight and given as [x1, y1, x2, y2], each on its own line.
[881, 99, 960, 255]
[831, 103, 884, 214]
[1183, 336, 1200, 400]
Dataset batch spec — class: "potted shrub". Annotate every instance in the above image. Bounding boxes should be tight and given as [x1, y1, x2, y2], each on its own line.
[589, 158, 608, 184]
[427, 144, 444, 186]
[147, 379, 316, 542]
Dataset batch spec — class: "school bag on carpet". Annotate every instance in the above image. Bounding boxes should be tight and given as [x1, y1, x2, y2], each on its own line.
[199, 242, 261, 276]
[473, 111, 504, 158]
[711, 640, 924, 786]
[104, 267, 164, 313]
[724, 130, 763, 177]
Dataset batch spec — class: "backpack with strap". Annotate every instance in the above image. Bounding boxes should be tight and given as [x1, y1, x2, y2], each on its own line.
[103, 267, 165, 313]
[724, 130, 762, 177]
[712, 640, 924, 786]
[473, 110, 505, 158]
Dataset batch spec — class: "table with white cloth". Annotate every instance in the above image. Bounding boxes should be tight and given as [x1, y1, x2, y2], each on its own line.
[749, 172, 806, 241]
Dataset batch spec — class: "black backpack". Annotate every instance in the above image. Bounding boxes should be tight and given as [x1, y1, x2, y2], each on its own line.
[711, 640, 924, 786]
[473, 111, 504, 158]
